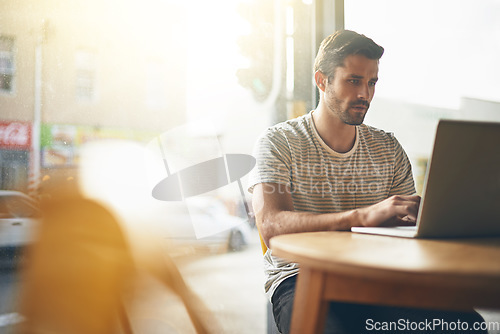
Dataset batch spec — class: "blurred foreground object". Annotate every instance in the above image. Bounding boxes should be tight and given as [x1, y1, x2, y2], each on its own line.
[16, 188, 217, 334]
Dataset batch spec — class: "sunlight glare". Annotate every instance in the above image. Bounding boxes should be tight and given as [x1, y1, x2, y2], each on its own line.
[186, 0, 250, 84]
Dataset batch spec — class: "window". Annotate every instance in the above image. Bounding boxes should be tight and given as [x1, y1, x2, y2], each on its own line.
[75, 50, 97, 101]
[345, 0, 500, 193]
[0, 36, 15, 94]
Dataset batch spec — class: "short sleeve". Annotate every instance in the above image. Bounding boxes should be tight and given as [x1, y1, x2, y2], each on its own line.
[389, 137, 416, 196]
[247, 129, 292, 193]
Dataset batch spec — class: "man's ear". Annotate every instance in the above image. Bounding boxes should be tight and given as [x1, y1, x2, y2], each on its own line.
[314, 71, 327, 92]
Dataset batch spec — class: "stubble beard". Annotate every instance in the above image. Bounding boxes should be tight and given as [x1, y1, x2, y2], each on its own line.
[330, 96, 369, 126]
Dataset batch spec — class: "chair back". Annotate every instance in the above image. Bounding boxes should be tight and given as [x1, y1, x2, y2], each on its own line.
[18, 195, 134, 334]
[258, 229, 268, 255]
[17, 193, 216, 334]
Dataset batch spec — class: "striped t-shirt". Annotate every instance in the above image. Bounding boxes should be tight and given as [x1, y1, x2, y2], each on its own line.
[248, 111, 415, 299]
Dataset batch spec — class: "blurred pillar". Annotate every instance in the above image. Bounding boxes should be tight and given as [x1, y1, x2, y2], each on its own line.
[29, 20, 47, 198]
[278, 0, 344, 122]
[291, 0, 314, 118]
[313, 0, 344, 107]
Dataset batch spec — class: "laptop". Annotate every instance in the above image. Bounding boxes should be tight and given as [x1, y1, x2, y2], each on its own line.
[351, 119, 500, 238]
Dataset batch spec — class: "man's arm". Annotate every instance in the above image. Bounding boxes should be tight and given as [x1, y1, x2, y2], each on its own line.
[253, 182, 421, 247]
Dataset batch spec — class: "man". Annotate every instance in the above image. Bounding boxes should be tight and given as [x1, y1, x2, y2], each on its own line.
[248, 30, 485, 333]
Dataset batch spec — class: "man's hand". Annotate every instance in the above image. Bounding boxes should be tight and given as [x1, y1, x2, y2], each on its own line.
[356, 195, 421, 227]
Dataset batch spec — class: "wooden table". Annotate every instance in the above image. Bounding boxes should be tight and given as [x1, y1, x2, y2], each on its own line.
[270, 231, 500, 334]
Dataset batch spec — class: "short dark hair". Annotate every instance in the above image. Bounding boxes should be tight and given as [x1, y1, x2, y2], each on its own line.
[313, 30, 384, 80]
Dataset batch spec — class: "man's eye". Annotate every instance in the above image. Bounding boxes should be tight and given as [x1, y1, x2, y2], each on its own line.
[369, 81, 377, 87]
[348, 79, 359, 85]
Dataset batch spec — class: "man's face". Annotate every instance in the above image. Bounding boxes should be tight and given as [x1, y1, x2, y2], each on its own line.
[323, 54, 379, 125]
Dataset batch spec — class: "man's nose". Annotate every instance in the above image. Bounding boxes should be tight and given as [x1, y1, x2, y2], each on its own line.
[357, 84, 370, 100]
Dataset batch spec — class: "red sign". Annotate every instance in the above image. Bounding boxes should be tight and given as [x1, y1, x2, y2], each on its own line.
[0, 121, 32, 149]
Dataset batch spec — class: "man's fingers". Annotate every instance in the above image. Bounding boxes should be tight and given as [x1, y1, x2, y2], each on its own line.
[395, 194, 421, 203]
[392, 195, 421, 221]
[362, 195, 422, 228]
[399, 215, 417, 225]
